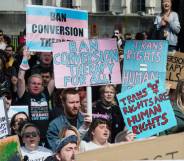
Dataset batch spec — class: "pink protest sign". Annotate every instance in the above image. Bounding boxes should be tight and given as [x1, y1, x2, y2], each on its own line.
[53, 38, 121, 88]
[26, 5, 88, 52]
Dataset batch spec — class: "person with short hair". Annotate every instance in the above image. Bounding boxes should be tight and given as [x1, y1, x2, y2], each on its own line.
[80, 118, 111, 152]
[47, 88, 91, 151]
[40, 68, 52, 88]
[17, 48, 55, 146]
[92, 85, 125, 143]
[21, 123, 53, 161]
[31, 52, 53, 75]
[44, 135, 78, 161]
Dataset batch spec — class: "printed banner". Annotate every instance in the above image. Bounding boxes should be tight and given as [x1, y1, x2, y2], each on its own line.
[0, 99, 9, 138]
[53, 38, 121, 88]
[26, 5, 88, 51]
[0, 135, 22, 161]
[117, 79, 177, 139]
[166, 52, 184, 83]
[122, 40, 168, 91]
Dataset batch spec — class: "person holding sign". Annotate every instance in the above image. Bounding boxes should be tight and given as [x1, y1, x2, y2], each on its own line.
[153, 0, 180, 51]
[17, 47, 55, 146]
[92, 85, 125, 143]
[47, 88, 92, 151]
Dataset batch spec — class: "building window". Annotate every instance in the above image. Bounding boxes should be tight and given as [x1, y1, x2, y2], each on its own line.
[32, 0, 43, 5]
[96, 0, 109, 12]
[61, 0, 73, 8]
[132, 0, 145, 13]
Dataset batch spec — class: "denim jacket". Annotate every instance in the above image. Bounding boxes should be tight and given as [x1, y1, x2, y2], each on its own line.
[46, 112, 84, 151]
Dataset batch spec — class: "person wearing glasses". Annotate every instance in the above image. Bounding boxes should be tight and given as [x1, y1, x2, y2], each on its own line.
[21, 123, 53, 161]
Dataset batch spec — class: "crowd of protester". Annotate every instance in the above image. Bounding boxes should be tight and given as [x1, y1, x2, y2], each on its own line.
[0, 0, 184, 161]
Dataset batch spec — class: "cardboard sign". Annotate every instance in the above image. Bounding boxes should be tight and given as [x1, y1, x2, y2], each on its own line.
[8, 106, 29, 122]
[0, 135, 22, 161]
[53, 38, 121, 88]
[76, 132, 184, 161]
[117, 79, 177, 139]
[26, 5, 88, 51]
[0, 99, 9, 138]
[122, 40, 168, 91]
[166, 52, 184, 88]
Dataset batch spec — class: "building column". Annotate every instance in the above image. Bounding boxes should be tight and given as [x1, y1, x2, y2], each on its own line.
[72, 0, 81, 9]
[145, 0, 156, 15]
[121, 0, 131, 14]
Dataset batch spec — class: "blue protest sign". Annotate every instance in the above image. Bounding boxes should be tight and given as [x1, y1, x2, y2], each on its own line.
[122, 40, 168, 91]
[117, 79, 177, 139]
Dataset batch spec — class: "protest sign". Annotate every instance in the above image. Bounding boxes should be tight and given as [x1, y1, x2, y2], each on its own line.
[53, 38, 121, 88]
[0, 135, 22, 161]
[26, 5, 88, 51]
[166, 52, 184, 88]
[0, 99, 9, 138]
[122, 40, 168, 91]
[76, 132, 184, 161]
[117, 79, 177, 139]
[8, 106, 29, 122]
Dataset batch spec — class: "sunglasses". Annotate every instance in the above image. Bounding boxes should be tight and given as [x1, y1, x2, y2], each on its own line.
[23, 131, 38, 138]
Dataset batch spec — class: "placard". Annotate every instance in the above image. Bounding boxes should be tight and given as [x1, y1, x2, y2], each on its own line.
[0, 135, 22, 161]
[53, 38, 121, 88]
[26, 5, 88, 51]
[0, 99, 9, 138]
[117, 79, 177, 139]
[122, 40, 168, 91]
[166, 52, 184, 88]
[76, 132, 184, 161]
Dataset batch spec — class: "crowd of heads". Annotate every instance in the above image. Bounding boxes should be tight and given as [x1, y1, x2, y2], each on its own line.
[0, 3, 183, 159]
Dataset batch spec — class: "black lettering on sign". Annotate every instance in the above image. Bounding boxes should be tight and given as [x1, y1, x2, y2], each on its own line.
[141, 151, 179, 160]
[50, 12, 66, 22]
